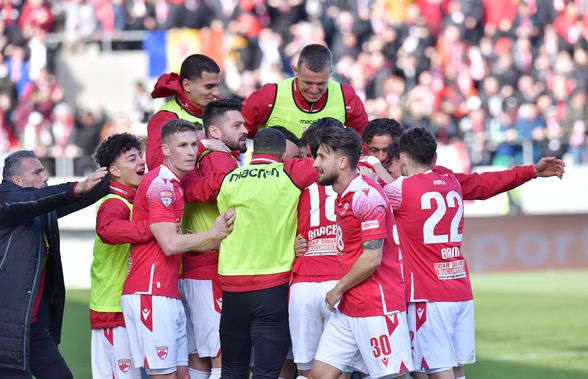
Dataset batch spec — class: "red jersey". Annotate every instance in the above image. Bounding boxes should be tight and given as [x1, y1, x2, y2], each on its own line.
[242, 80, 368, 138]
[181, 150, 240, 280]
[336, 175, 406, 317]
[292, 183, 340, 284]
[123, 165, 185, 299]
[385, 172, 473, 303]
[90, 181, 152, 329]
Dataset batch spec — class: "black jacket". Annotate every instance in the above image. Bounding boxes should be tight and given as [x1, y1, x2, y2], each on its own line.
[0, 177, 109, 370]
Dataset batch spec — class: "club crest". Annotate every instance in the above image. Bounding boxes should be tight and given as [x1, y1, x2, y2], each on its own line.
[160, 190, 173, 207]
[156, 345, 169, 360]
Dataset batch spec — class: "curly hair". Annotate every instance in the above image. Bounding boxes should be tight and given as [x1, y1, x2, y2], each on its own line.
[363, 118, 404, 143]
[94, 133, 142, 168]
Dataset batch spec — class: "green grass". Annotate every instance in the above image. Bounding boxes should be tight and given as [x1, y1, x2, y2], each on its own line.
[59, 271, 588, 379]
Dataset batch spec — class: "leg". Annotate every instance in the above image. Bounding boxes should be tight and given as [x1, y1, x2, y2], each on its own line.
[452, 366, 465, 378]
[250, 284, 291, 379]
[29, 298, 72, 379]
[310, 360, 342, 379]
[428, 370, 454, 379]
[220, 291, 253, 379]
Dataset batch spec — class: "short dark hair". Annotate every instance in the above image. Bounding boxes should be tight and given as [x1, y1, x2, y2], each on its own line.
[363, 118, 404, 143]
[297, 44, 332, 73]
[387, 140, 400, 161]
[202, 98, 243, 136]
[269, 126, 299, 145]
[319, 127, 362, 169]
[399, 127, 437, 166]
[302, 117, 344, 158]
[254, 128, 286, 158]
[179, 54, 220, 82]
[161, 119, 197, 143]
[94, 133, 142, 168]
[2, 150, 36, 181]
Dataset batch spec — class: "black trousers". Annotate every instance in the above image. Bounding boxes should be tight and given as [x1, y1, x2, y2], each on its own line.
[0, 297, 73, 379]
[220, 283, 290, 379]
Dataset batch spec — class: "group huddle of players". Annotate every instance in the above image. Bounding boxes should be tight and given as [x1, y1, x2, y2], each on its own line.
[89, 94, 564, 379]
[86, 43, 567, 379]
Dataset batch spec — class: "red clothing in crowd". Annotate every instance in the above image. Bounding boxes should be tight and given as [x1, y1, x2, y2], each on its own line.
[90, 181, 152, 329]
[242, 79, 368, 138]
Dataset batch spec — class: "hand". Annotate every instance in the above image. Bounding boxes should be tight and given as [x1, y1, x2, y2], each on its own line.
[294, 234, 307, 257]
[75, 167, 108, 195]
[202, 139, 230, 153]
[358, 165, 377, 181]
[211, 208, 236, 239]
[325, 285, 343, 313]
[534, 157, 565, 179]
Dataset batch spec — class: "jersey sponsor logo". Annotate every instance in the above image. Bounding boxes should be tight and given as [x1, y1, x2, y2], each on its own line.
[305, 238, 337, 256]
[118, 359, 131, 373]
[156, 345, 169, 360]
[228, 167, 280, 182]
[434, 259, 467, 280]
[307, 225, 337, 240]
[361, 220, 379, 231]
[160, 190, 173, 207]
[300, 119, 317, 125]
[433, 180, 447, 185]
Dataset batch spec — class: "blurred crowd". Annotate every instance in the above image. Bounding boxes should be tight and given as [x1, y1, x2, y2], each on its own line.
[0, 0, 587, 174]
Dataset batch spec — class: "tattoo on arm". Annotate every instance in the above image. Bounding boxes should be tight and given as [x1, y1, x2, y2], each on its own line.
[362, 239, 384, 250]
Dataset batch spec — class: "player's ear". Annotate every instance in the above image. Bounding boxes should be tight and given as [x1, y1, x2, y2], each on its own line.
[108, 165, 121, 179]
[181, 78, 192, 93]
[208, 125, 221, 140]
[432, 153, 437, 167]
[161, 143, 170, 157]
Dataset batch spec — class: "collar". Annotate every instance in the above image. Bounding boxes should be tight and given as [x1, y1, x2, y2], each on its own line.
[250, 154, 281, 165]
[109, 180, 137, 203]
[340, 174, 362, 198]
[293, 77, 328, 111]
[160, 163, 182, 182]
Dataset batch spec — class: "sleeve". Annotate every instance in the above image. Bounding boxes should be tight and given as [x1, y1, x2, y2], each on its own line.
[434, 165, 536, 201]
[242, 84, 277, 139]
[199, 153, 239, 177]
[182, 171, 226, 203]
[284, 158, 319, 189]
[341, 83, 368, 136]
[382, 177, 404, 210]
[146, 181, 179, 224]
[146, 111, 178, 170]
[0, 182, 77, 226]
[353, 190, 388, 242]
[56, 175, 110, 218]
[96, 198, 152, 245]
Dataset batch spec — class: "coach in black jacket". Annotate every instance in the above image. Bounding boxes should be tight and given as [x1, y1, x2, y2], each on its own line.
[0, 150, 109, 378]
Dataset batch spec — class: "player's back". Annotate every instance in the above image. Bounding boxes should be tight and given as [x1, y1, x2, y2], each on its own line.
[293, 182, 341, 283]
[395, 171, 473, 303]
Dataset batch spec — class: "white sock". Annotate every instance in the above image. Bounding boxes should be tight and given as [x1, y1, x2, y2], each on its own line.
[189, 368, 211, 379]
[210, 367, 221, 379]
[456, 376, 466, 379]
[296, 376, 309, 379]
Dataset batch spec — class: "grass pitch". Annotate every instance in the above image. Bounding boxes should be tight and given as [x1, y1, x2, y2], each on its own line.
[59, 270, 588, 379]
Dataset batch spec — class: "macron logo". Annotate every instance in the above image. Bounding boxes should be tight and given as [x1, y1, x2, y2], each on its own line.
[142, 308, 150, 320]
[361, 220, 379, 231]
[417, 307, 424, 319]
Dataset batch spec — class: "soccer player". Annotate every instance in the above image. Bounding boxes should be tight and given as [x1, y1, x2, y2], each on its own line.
[242, 44, 368, 138]
[180, 99, 246, 379]
[91, 133, 151, 379]
[288, 117, 345, 377]
[363, 118, 404, 166]
[382, 130, 564, 379]
[311, 127, 413, 379]
[121, 119, 235, 379]
[146, 54, 221, 169]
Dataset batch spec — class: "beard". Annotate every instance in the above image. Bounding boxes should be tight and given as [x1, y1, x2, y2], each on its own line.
[224, 137, 248, 153]
[317, 171, 337, 186]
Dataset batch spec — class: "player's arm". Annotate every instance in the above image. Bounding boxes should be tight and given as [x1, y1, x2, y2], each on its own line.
[382, 177, 404, 210]
[182, 171, 226, 203]
[341, 83, 368, 135]
[150, 209, 235, 256]
[96, 198, 152, 245]
[358, 156, 394, 183]
[284, 157, 320, 189]
[438, 157, 565, 201]
[242, 84, 276, 138]
[325, 239, 383, 312]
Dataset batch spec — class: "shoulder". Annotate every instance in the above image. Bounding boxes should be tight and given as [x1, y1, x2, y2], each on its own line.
[350, 179, 387, 213]
[340, 82, 359, 97]
[244, 83, 278, 104]
[148, 110, 178, 128]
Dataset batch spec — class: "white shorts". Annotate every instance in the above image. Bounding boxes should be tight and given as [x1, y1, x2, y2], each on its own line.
[407, 300, 476, 372]
[288, 280, 337, 369]
[315, 311, 414, 378]
[91, 326, 141, 379]
[179, 278, 222, 358]
[121, 294, 189, 371]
